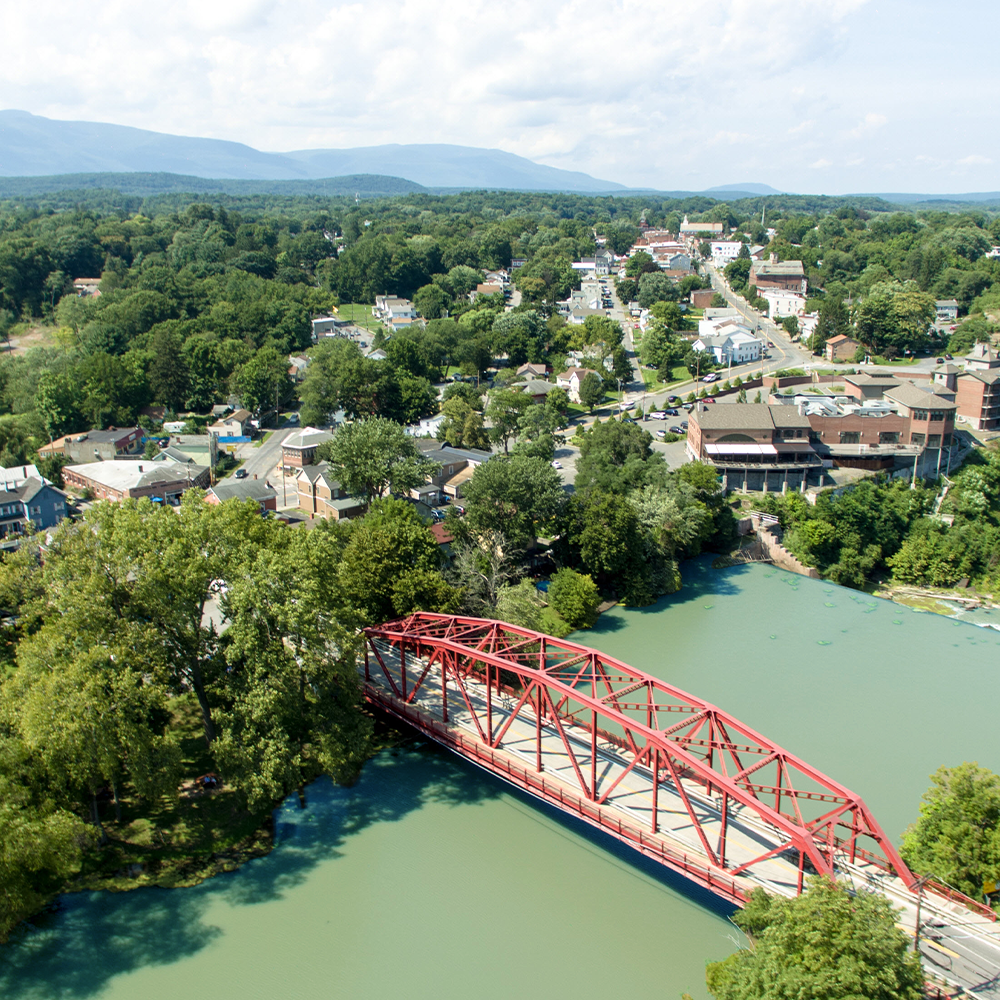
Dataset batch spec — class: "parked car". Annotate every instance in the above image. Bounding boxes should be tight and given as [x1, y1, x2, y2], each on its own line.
[551, 460, 563, 469]
[235, 468, 248, 479]
[703, 397, 716, 404]
[680, 420, 689, 429]
[453, 504, 466, 515]
[665, 408, 679, 416]
[430, 508, 447, 522]
[669, 425, 684, 434]
[648, 410, 667, 420]
[656, 428, 666, 438]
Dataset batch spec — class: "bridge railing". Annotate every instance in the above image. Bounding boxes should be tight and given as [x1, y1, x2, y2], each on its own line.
[365, 681, 750, 906]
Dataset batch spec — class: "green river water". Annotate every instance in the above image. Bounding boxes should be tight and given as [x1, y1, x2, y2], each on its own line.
[2, 560, 999, 1000]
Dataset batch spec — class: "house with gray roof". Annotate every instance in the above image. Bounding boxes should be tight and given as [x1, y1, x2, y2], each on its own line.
[205, 479, 278, 511]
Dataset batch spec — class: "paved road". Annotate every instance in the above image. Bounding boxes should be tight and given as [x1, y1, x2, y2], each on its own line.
[230, 426, 295, 484]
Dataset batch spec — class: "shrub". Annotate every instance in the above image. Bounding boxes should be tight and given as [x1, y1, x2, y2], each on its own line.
[547, 568, 602, 629]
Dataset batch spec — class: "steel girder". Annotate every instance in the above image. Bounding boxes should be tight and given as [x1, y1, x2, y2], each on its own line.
[363, 612, 917, 895]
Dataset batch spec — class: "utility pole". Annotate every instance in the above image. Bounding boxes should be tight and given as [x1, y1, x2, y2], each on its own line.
[913, 874, 932, 954]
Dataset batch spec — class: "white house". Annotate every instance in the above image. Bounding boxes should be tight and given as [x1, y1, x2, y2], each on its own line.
[406, 413, 447, 437]
[759, 288, 806, 319]
[570, 251, 614, 276]
[556, 367, 603, 402]
[692, 328, 764, 365]
[710, 242, 744, 267]
[373, 296, 417, 327]
[935, 299, 959, 323]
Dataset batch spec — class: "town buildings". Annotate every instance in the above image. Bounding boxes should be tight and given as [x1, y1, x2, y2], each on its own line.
[281, 427, 334, 468]
[295, 463, 366, 520]
[825, 334, 860, 363]
[0, 464, 70, 541]
[207, 409, 252, 438]
[556, 367, 603, 402]
[204, 479, 278, 512]
[62, 460, 210, 503]
[749, 255, 807, 296]
[39, 427, 143, 463]
[687, 377, 958, 491]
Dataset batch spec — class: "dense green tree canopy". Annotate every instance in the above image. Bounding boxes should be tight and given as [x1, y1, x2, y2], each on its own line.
[706, 880, 923, 1000]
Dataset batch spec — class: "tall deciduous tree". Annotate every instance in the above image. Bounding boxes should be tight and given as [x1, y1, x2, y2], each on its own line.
[460, 454, 564, 552]
[901, 762, 1000, 900]
[318, 418, 440, 509]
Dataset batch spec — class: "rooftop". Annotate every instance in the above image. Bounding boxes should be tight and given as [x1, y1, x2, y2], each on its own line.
[752, 260, 805, 276]
[208, 480, 278, 503]
[283, 427, 335, 451]
[694, 403, 810, 431]
[65, 460, 208, 493]
[883, 384, 957, 411]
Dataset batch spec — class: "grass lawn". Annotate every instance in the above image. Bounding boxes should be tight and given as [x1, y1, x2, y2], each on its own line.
[336, 303, 382, 332]
[870, 355, 920, 366]
[252, 430, 275, 449]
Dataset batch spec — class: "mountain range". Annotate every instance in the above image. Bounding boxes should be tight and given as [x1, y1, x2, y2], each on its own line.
[3, 111, 999, 205]
[0, 110, 625, 192]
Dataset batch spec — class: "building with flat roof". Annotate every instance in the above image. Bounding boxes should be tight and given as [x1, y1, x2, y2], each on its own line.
[39, 427, 143, 463]
[749, 254, 807, 295]
[63, 460, 209, 503]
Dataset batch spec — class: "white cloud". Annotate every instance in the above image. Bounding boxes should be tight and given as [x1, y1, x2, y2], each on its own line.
[846, 113, 888, 139]
[2, 0, 1000, 192]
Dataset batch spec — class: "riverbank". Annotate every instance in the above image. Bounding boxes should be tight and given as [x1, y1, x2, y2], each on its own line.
[53, 700, 410, 908]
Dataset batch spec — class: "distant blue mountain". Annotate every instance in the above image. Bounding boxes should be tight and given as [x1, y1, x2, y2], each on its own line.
[705, 182, 785, 195]
[0, 110, 626, 192]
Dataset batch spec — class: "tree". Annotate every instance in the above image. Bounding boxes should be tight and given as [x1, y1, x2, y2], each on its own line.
[318, 418, 441, 509]
[235, 345, 292, 416]
[0, 758, 91, 942]
[578, 371, 604, 412]
[413, 283, 449, 320]
[547, 568, 601, 629]
[637, 272, 676, 309]
[901, 762, 1000, 901]
[575, 418, 667, 494]
[337, 498, 455, 624]
[811, 296, 850, 354]
[34, 371, 83, 439]
[460, 454, 564, 551]
[148, 328, 191, 410]
[485, 388, 529, 454]
[705, 879, 923, 1000]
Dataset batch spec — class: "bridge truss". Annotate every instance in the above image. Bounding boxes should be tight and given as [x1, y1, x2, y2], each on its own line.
[363, 613, 921, 902]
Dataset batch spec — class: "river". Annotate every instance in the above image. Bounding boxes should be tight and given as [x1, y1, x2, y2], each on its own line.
[3, 560, 998, 1000]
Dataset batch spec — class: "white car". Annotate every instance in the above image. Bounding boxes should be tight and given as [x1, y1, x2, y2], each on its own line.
[551, 460, 563, 469]
[702, 373, 719, 383]
[648, 410, 667, 420]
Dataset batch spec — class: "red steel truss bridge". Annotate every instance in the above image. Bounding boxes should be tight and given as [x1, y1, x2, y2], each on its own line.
[363, 613, 1000, 995]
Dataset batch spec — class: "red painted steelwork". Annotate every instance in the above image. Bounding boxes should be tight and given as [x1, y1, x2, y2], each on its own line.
[363, 612, 917, 900]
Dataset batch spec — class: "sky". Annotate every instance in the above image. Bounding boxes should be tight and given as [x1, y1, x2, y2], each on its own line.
[1, 0, 997, 194]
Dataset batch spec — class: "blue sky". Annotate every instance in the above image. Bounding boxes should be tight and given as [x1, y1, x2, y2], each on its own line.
[0, 0, 996, 193]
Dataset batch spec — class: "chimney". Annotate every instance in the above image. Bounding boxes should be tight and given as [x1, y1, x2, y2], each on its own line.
[769, 253, 777, 264]
[138, 465, 143, 472]
[253, 473, 258, 479]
